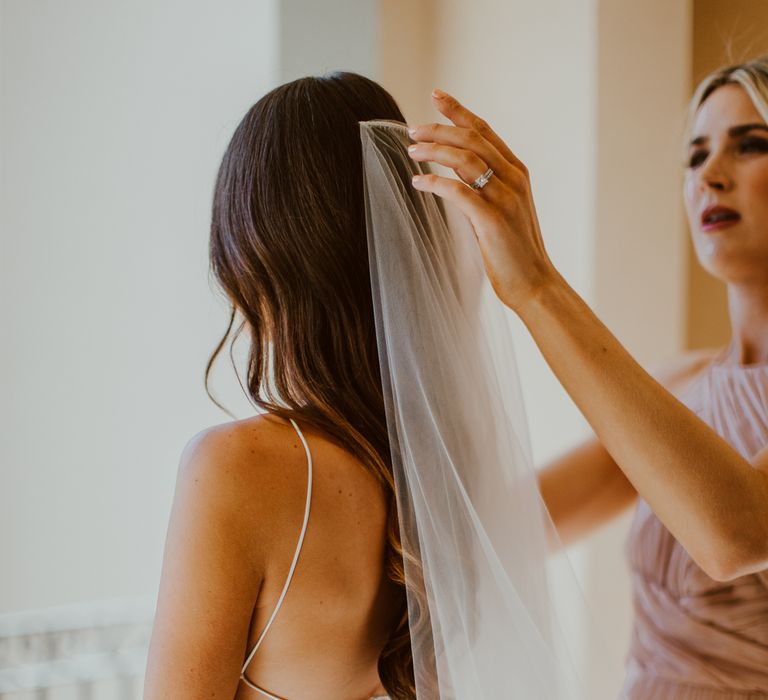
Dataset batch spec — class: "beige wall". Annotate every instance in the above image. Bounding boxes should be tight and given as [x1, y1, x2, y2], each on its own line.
[380, 2, 616, 696]
[595, 0, 692, 364]
[686, 0, 768, 349]
[588, 2, 692, 696]
[377, 0, 438, 126]
[380, 0, 600, 460]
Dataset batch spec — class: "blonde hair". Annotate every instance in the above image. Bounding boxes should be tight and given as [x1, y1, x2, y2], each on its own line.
[683, 55, 768, 158]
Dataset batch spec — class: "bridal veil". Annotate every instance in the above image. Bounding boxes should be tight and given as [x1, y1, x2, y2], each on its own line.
[361, 120, 595, 699]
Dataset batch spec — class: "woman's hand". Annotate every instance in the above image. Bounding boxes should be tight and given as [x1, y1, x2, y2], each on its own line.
[408, 89, 559, 313]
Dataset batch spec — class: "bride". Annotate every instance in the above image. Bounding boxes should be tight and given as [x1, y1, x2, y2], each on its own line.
[143, 71, 589, 700]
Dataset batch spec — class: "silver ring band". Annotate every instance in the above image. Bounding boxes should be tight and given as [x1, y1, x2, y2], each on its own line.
[470, 167, 494, 191]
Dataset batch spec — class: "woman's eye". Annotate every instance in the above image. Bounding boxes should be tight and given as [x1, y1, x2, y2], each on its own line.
[687, 150, 707, 168]
[739, 137, 768, 154]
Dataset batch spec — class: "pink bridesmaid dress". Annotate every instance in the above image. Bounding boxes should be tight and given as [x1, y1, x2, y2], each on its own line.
[622, 355, 768, 698]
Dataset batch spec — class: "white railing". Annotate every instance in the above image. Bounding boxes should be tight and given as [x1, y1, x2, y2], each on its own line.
[0, 597, 154, 699]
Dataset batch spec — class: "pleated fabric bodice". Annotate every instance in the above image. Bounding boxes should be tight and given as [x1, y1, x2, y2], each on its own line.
[622, 359, 768, 699]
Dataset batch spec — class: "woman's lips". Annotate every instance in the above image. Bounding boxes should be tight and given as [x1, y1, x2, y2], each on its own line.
[702, 217, 741, 232]
[700, 205, 741, 232]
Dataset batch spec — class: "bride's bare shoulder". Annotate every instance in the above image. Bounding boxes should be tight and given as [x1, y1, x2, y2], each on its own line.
[175, 414, 307, 521]
[181, 413, 298, 469]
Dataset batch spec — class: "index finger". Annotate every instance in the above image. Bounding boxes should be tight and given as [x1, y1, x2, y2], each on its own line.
[430, 89, 527, 174]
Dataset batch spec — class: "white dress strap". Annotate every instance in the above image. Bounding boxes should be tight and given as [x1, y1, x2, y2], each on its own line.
[239, 417, 313, 699]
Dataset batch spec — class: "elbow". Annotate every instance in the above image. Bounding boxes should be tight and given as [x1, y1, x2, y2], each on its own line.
[704, 560, 744, 583]
[700, 535, 768, 582]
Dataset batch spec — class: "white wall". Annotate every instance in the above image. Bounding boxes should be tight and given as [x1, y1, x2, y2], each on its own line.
[0, 0, 279, 612]
[279, 0, 377, 81]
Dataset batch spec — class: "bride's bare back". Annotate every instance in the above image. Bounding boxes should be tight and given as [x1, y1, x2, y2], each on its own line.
[144, 413, 400, 700]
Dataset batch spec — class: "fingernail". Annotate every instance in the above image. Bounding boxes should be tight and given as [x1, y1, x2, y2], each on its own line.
[412, 175, 422, 185]
[407, 127, 417, 137]
[432, 88, 447, 99]
[407, 144, 417, 153]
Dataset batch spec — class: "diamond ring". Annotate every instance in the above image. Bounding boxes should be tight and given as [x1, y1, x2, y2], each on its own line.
[470, 167, 494, 191]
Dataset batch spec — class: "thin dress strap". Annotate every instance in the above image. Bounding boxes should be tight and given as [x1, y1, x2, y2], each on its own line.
[239, 417, 313, 699]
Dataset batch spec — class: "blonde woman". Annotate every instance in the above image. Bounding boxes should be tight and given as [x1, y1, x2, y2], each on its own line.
[408, 56, 768, 697]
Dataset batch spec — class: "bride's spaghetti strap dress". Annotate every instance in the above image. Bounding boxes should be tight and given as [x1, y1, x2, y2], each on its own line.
[622, 358, 768, 698]
[238, 417, 390, 700]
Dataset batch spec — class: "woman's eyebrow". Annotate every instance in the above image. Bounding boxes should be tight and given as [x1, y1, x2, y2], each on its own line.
[689, 123, 768, 147]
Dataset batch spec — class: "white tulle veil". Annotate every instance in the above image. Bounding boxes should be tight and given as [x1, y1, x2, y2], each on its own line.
[360, 119, 596, 699]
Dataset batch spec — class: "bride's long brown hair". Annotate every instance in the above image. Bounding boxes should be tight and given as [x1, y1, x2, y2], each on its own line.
[205, 72, 419, 698]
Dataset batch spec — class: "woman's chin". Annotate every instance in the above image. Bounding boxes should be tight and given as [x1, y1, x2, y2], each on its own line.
[696, 245, 768, 284]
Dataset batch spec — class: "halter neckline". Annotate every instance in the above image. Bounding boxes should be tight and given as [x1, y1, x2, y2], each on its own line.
[710, 343, 768, 371]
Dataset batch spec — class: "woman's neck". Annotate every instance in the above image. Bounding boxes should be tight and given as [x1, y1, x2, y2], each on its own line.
[724, 281, 768, 365]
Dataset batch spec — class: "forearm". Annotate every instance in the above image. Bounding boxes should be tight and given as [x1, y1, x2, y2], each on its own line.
[538, 438, 637, 549]
[519, 273, 768, 578]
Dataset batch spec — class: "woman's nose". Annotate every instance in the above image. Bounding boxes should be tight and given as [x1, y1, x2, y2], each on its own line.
[697, 152, 733, 192]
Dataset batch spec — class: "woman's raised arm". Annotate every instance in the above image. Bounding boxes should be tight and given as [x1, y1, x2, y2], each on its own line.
[408, 92, 768, 581]
[538, 435, 636, 550]
[538, 350, 716, 549]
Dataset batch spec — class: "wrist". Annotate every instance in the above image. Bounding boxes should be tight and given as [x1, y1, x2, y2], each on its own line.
[510, 269, 570, 322]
